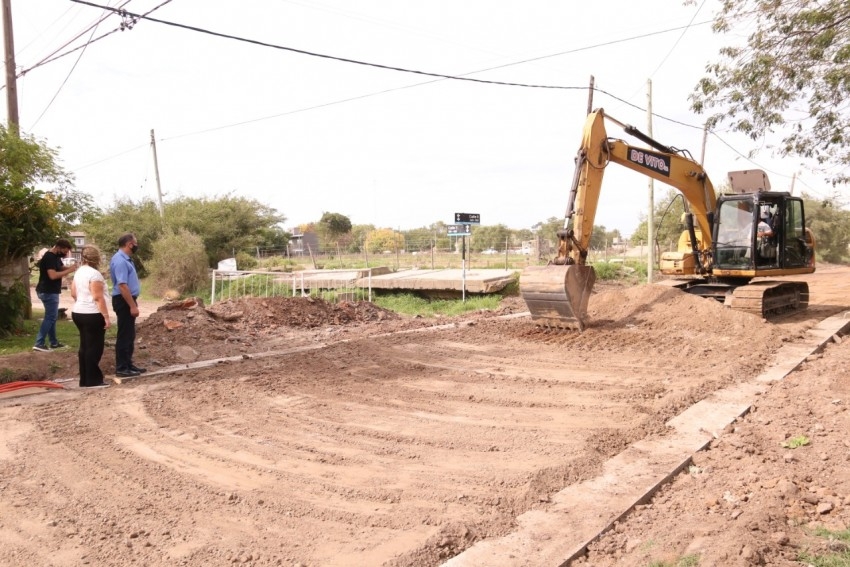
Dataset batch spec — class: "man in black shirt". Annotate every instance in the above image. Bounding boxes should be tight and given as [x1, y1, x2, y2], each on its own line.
[33, 238, 78, 352]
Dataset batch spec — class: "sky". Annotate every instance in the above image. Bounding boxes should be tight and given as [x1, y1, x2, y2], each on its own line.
[7, 0, 842, 238]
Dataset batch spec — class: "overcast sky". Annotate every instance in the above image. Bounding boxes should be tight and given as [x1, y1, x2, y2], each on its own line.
[8, 0, 838, 237]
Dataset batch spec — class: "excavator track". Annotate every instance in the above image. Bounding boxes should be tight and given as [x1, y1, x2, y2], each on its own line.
[727, 280, 809, 318]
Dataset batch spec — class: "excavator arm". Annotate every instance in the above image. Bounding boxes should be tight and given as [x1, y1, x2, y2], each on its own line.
[556, 109, 716, 269]
[521, 108, 718, 330]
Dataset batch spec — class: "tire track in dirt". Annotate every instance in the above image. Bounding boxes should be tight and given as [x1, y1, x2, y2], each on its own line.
[3, 274, 848, 566]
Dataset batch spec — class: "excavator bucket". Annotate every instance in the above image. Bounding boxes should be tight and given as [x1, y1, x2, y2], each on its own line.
[520, 265, 597, 331]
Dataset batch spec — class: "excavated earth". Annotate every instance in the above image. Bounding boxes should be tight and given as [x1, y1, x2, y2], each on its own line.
[0, 265, 848, 567]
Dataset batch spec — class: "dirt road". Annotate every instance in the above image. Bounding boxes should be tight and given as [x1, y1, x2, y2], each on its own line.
[2, 266, 849, 566]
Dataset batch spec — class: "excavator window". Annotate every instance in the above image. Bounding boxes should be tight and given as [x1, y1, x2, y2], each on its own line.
[782, 199, 808, 267]
[715, 199, 755, 267]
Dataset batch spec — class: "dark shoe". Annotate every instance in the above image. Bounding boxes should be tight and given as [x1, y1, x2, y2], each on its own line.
[115, 369, 141, 378]
[50, 342, 67, 349]
[129, 365, 147, 373]
[33, 344, 50, 352]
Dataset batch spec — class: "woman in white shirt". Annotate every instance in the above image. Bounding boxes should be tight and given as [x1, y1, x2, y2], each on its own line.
[71, 246, 112, 388]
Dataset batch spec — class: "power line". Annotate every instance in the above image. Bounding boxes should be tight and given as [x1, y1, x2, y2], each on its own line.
[27, 22, 100, 130]
[62, 0, 810, 184]
[73, 142, 148, 171]
[70, 0, 711, 93]
[21, 0, 133, 75]
[17, 0, 173, 78]
[66, 0, 712, 133]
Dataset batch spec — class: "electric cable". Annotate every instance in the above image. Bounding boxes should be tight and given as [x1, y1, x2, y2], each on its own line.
[60, 0, 823, 187]
[19, 0, 173, 77]
[27, 24, 100, 131]
[22, 0, 133, 74]
[69, 0, 709, 94]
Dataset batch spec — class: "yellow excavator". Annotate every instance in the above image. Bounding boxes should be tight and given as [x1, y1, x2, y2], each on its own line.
[520, 108, 816, 330]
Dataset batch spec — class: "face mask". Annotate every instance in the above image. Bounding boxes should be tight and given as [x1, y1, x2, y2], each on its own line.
[130, 244, 139, 254]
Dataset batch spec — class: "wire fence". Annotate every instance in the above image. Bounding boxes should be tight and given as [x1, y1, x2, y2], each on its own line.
[210, 269, 373, 305]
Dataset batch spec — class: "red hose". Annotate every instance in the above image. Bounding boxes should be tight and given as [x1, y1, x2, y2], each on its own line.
[0, 381, 66, 394]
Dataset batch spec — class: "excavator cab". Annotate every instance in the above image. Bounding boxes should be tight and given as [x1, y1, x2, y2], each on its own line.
[713, 193, 814, 273]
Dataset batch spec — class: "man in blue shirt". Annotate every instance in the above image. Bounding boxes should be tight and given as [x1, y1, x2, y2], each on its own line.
[109, 233, 146, 378]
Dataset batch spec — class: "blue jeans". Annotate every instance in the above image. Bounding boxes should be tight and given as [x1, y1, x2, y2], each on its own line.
[35, 292, 61, 347]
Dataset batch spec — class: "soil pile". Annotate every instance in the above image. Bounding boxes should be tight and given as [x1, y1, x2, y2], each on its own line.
[136, 296, 403, 367]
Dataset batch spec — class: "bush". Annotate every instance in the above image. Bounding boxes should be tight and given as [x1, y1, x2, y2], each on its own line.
[259, 255, 293, 271]
[592, 261, 622, 281]
[235, 251, 258, 270]
[147, 228, 209, 295]
[0, 281, 28, 338]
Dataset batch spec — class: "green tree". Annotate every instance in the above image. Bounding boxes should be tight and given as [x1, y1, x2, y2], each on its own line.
[402, 227, 437, 251]
[535, 217, 613, 252]
[0, 127, 92, 259]
[81, 197, 163, 274]
[347, 224, 375, 253]
[365, 228, 403, 254]
[471, 224, 511, 252]
[803, 194, 850, 263]
[512, 228, 534, 244]
[256, 225, 291, 254]
[165, 194, 285, 263]
[690, 0, 850, 183]
[317, 212, 352, 244]
[0, 127, 93, 334]
[83, 193, 286, 267]
[630, 189, 688, 251]
[429, 222, 452, 251]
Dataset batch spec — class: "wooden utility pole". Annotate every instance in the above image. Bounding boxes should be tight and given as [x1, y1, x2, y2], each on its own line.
[1, 0, 30, 318]
[646, 79, 655, 284]
[150, 129, 165, 219]
[586, 75, 595, 114]
[2, 0, 18, 134]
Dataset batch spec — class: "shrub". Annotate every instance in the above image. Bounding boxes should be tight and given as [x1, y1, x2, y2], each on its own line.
[0, 281, 28, 338]
[147, 228, 209, 295]
[592, 261, 622, 281]
[235, 251, 258, 270]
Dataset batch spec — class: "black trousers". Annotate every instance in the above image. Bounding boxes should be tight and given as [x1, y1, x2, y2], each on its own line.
[72, 312, 106, 387]
[112, 294, 137, 371]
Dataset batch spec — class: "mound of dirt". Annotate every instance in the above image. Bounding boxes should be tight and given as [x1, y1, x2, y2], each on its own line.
[589, 283, 772, 334]
[135, 296, 404, 368]
[205, 295, 399, 328]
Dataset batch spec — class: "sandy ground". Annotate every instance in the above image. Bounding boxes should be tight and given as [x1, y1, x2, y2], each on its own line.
[1, 266, 848, 566]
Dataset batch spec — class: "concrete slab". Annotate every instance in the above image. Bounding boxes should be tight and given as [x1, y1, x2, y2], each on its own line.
[442, 312, 850, 567]
[360, 268, 518, 294]
[281, 268, 516, 295]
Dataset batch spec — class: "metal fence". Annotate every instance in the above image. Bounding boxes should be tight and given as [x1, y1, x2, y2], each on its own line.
[210, 269, 373, 305]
